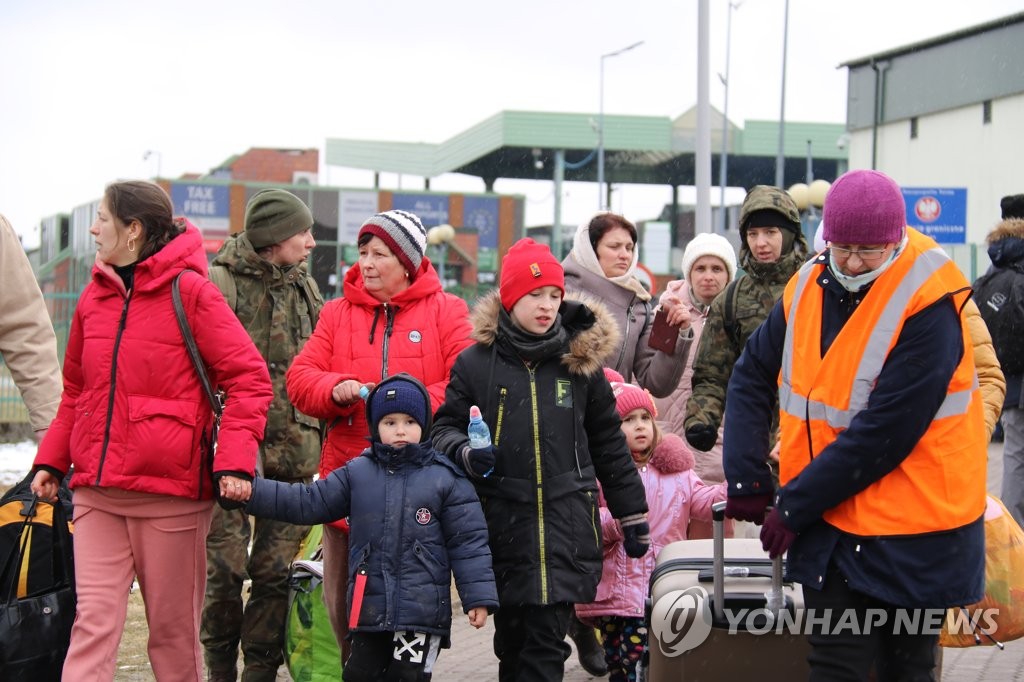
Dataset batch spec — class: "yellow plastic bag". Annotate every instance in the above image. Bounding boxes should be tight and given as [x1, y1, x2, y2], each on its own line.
[940, 495, 1024, 647]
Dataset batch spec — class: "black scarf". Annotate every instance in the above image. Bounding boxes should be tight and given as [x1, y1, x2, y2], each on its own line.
[497, 308, 569, 364]
[114, 262, 137, 292]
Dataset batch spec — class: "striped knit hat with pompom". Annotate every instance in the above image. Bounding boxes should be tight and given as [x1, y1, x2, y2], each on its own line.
[358, 210, 428, 279]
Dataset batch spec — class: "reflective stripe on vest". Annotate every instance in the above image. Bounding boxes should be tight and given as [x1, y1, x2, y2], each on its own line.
[780, 244, 975, 428]
[777, 228, 986, 536]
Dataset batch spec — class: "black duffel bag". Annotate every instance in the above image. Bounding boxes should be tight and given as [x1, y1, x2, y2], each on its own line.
[0, 473, 76, 681]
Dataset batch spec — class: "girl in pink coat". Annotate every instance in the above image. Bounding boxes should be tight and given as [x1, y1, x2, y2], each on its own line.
[576, 369, 725, 682]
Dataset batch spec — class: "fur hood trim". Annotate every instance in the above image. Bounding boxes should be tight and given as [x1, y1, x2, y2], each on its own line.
[469, 289, 621, 376]
[646, 433, 695, 474]
[987, 218, 1024, 243]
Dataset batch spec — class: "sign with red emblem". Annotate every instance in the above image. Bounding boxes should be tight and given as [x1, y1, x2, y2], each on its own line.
[901, 187, 966, 244]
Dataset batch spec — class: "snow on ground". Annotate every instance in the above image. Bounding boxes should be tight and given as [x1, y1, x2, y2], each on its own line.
[1, 440, 37, 485]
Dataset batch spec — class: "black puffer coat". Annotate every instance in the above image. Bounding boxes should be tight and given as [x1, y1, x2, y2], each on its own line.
[432, 291, 648, 606]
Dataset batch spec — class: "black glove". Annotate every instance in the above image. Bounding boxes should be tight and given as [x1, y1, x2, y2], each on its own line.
[724, 493, 773, 524]
[621, 516, 650, 559]
[460, 445, 496, 479]
[760, 508, 797, 559]
[685, 423, 718, 452]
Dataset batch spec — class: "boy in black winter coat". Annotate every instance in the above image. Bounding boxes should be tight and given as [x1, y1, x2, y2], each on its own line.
[243, 373, 498, 682]
[432, 238, 650, 682]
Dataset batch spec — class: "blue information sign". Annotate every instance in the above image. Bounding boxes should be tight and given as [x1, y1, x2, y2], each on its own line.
[901, 187, 967, 244]
[391, 194, 449, 228]
[461, 196, 499, 249]
[171, 183, 231, 233]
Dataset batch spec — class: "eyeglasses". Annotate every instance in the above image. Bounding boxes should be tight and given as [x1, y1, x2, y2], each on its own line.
[827, 244, 890, 265]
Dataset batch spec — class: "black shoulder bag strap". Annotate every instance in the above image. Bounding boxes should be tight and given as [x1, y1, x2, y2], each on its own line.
[172, 270, 227, 493]
[172, 270, 222, 420]
[722, 279, 740, 348]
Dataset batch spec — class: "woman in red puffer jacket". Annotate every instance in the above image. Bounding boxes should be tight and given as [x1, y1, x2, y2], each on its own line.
[285, 209, 472, 663]
[32, 180, 272, 682]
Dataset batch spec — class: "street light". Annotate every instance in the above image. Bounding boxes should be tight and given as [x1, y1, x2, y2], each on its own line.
[718, 1, 742, 233]
[426, 224, 456, 288]
[774, 0, 790, 187]
[598, 40, 644, 210]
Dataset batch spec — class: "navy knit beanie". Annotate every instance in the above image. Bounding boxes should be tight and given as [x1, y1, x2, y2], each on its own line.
[368, 376, 429, 439]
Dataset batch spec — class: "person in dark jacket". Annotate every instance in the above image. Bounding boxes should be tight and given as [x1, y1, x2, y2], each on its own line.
[242, 373, 497, 682]
[973, 193, 1024, 528]
[432, 238, 650, 682]
[723, 170, 986, 679]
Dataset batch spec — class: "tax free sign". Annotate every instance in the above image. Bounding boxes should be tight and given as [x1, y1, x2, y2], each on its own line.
[901, 187, 967, 244]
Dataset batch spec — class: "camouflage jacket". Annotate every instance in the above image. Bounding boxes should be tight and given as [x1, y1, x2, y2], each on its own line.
[211, 233, 324, 480]
[684, 238, 807, 436]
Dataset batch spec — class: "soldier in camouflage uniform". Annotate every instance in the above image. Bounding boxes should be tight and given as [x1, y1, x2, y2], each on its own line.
[201, 189, 325, 682]
[684, 186, 806, 469]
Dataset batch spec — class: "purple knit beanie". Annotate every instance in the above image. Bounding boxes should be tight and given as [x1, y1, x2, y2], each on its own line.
[822, 170, 906, 245]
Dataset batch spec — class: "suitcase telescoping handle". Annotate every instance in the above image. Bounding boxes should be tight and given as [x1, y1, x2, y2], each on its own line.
[711, 501, 785, 620]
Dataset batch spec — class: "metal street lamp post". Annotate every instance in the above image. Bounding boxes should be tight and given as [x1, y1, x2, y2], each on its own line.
[718, 1, 742, 233]
[598, 40, 644, 210]
[426, 224, 456, 289]
[774, 0, 790, 188]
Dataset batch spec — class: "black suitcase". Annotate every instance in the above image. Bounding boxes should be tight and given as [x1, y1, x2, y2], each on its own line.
[645, 501, 809, 680]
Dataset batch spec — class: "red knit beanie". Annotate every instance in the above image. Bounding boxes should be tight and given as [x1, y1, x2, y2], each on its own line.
[499, 238, 565, 311]
[603, 368, 657, 419]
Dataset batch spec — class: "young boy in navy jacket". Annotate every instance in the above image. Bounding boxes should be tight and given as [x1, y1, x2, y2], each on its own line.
[242, 373, 497, 681]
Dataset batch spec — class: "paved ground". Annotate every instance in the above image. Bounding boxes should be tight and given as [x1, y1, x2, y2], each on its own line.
[430, 441, 1024, 680]
[112, 441, 1024, 680]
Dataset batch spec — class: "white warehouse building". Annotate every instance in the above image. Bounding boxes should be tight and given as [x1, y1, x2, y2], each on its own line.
[839, 11, 1024, 278]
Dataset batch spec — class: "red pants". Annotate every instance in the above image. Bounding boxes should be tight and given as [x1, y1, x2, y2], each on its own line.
[62, 487, 213, 682]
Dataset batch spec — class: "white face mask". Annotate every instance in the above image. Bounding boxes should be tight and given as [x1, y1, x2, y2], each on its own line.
[829, 235, 908, 292]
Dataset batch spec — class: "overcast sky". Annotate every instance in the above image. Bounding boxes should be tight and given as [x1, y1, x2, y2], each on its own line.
[2, 0, 1020, 246]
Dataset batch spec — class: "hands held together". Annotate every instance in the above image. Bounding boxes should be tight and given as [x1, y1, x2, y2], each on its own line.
[218, 475, 252, 510]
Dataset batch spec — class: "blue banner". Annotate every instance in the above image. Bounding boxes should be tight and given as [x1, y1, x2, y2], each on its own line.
[901, 187, 967, 244]
[391, 194, 449, 228]
[171, 183, 231, 234]
[462, 196, 499, 249]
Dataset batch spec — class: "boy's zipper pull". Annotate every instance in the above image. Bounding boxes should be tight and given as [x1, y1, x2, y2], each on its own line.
[348, 565, 369, 629]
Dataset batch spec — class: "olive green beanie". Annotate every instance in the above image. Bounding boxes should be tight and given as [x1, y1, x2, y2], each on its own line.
[244, 189, 313, 249]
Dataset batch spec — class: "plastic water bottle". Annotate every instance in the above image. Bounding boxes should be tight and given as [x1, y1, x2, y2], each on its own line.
[468, 405, 491, 448]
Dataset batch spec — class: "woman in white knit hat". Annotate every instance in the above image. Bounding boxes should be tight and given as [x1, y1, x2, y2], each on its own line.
[653, 232, 736, 538]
